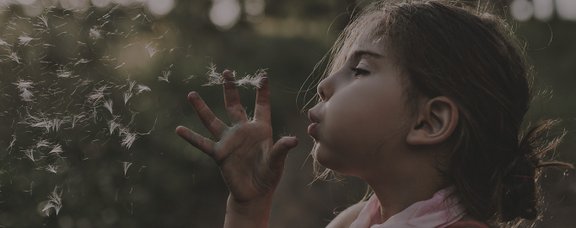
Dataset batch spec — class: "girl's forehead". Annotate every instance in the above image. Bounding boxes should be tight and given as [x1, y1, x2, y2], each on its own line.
[347, 33, 387, 59]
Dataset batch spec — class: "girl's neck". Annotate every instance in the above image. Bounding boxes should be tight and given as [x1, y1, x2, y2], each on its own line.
[365, 167, 448, 222]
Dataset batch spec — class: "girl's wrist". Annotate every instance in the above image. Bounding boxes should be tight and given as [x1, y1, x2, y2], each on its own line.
[224, 194, 273, 228]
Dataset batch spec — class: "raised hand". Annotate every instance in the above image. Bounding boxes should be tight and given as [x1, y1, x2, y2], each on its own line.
[175, 70, 298, 213]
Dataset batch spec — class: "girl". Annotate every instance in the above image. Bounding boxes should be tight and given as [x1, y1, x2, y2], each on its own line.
[176, 0, 573, 227]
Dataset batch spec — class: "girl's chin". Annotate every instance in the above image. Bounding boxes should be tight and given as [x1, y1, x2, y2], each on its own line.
[313, 144, 345, 171]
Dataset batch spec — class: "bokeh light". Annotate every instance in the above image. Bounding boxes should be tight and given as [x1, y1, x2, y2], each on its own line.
[209, 0, 241, 30]
[556, 0, 576, 20]
[511, 0, 535, 21]
[533, 0, 554, 21]
[146, 0, 174, 17]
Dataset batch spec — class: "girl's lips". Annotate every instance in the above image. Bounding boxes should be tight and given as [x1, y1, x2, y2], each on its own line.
[307, 123, 319, 139]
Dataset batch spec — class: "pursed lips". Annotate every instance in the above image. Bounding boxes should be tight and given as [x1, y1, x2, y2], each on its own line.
[307, 109, 321, 139]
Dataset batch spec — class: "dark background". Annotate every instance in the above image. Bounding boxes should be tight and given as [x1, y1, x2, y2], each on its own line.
[0, 0, 574, 227]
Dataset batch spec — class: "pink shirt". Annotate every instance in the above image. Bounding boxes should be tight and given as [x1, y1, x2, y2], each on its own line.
[350, 188, 466, 228]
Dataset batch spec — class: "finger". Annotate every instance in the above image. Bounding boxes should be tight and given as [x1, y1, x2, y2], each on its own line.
[222, 70, 248, 123]
[175, 126, 216, 157]
[187, 91, 227, 138]
[269, 136, 298, 170]
[254, 74, 271, 123]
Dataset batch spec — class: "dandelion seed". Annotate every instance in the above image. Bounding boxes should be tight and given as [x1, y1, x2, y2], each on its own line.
[26, 117, 65, 133]
[14, 80, 35, 101]
[38, 15, 48, 28]
[132, 13, 142, 21]
[127, 80, 136, 91]
[49, 144, 63, 156]
[103, 99, 113, 114]
[119, 128, 137, 149]
[71, 114, 85, 128]
[136, 84, 151, 94]
[108, 120, 121, 135]
[56, 68, 74, 78]
[115, 62, 125, 69]
[184, 75, 196, 83]
[7, 135, 16, 153]
[89, 27, 102, 40]
[23, 148, 35, 162]
[0, 38, 10, 47]
[145, 42, 157, 57]
[41, 187, 62, 216]
[8, 52, 21, 63]
[158, 70, 170, 83]
[35, 139, 51, 148]
[203, 63, 225, 86]
[123, 91, 132, 104]
[74, 58, 90, 65]
[122, 162, 132, 176]
[236, 69, 266, 88]
[18, 35, 34, 46]
[87, 85, 109, 105]
[45, 165, 58, 174]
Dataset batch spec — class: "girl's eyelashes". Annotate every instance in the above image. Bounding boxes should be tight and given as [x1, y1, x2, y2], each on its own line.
[351, 67, 370, 77]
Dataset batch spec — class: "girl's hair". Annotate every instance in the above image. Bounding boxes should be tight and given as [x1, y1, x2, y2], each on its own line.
[314, 0, 573, 225]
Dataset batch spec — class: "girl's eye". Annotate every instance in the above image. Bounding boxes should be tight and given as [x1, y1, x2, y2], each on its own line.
[351, 67, 370, 77]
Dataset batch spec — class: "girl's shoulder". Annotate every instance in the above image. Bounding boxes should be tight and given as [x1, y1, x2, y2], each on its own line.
[326, 201, 367, 228]
[446, 220, 490, 228]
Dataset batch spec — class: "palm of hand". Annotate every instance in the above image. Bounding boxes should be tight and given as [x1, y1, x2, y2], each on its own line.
[176, 70, 297, 203]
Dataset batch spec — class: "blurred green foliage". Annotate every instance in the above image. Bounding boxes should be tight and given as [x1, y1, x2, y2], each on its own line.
[0, 0, 574, 227]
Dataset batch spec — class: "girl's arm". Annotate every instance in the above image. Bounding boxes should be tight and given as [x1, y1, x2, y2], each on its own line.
[176, 70, 298, 228]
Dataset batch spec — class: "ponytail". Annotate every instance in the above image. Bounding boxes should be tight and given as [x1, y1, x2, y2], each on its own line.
[500, 120, 573, 221]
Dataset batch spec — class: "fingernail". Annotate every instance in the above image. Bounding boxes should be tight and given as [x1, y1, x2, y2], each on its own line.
[187, 91, 198, 100]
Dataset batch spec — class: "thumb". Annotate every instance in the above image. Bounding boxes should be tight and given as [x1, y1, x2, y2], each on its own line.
[270, 136, 298, 169]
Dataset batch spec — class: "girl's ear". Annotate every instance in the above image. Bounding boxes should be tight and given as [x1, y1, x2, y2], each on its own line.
[406, 96, 458, 146]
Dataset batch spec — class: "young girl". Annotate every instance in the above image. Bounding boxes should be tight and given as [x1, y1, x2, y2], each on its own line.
[176, 0, 572, 227]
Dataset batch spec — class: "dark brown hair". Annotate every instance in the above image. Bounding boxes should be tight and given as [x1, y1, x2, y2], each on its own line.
[319, 0, 573, 225]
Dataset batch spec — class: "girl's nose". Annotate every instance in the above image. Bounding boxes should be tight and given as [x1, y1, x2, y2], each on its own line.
[317, 77, 333, 101]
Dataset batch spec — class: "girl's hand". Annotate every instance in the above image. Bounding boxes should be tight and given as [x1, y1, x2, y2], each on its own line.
[175, 70, 298, 207]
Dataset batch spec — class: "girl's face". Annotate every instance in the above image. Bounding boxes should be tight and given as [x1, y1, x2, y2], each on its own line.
[308, 34, 416, 178]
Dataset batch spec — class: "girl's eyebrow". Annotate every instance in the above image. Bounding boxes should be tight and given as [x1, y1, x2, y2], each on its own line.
[349, 50, 384, 60]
